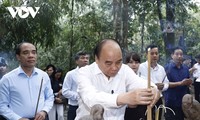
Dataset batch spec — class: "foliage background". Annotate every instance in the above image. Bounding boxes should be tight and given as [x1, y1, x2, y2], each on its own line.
[0, 0, 200, 73]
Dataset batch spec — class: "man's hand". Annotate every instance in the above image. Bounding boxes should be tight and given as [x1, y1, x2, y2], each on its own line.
[55, 97, 63, 103]
[117, 88, 160, 108]
[155, 83, 164, 91]
[189, 67, 197, 73]
[181, 78, 192, 86]
[34, 111, 47, 120]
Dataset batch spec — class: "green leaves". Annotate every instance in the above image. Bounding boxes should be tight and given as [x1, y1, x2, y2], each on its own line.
[1, 0, 200, 71]
[0, 0, 61, 50]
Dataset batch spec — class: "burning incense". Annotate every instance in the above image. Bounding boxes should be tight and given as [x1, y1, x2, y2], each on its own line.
[147, 48, 152, 120]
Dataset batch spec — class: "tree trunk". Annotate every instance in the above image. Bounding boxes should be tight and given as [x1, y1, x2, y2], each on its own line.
[140, 0, 146, 54]
[157, 0, 175, 61]
[113, 0, 128, 56]
[113, 0, 122, 43]
[69, 0, 74, 70]
[122, 0, 128, 53]
[165, 0, 175, 60]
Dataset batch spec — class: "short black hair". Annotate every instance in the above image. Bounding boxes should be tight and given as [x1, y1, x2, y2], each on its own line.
[145, 44, 158, 53]
[125, 52, 141, 64]
[171, 46, 183, 54]
[195, 54, 200, 59]
[93, 39, 119, 59]
[74, 51, 89, 61]
[45, 64, 56, 72]
[15, 42, 37, 55]
[0, 57, 7, 66]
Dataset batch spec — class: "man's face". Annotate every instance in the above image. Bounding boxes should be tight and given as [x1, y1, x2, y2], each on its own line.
[16, 43, 37, 68]
[0, 65, 7, 74]
[150, 47, 159, 64]
[76, 55, 90, 67]
[46, 67, 54, 76]
[96, 46, 122, 78]
[171, 49, 183, 64]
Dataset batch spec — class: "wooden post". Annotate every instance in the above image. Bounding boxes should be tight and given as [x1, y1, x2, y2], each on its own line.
[147, 48, 152, 120]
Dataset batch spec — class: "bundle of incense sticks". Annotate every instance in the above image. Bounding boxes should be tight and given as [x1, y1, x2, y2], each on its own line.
[147, 48, 152, 120]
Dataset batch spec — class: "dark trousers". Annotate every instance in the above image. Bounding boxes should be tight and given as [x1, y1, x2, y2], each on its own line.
[0, 115, 6, 120]
[67, 105, 78, 120]
[164, 106, 184, 120]
[124, 105, 147, 120]
[124, 98, 163, 120]
[194, 80, 200, 103]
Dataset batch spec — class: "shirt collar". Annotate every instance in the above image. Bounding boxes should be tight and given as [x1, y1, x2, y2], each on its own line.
[75, 66, 79, 70]
[18, 66, 38, 76]
[94, 62, 104, 75]
[170, 61, 183, 69]
[145, 61, 159, 70]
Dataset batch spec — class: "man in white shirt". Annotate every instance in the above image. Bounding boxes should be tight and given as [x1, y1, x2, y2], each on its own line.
[75, 39, 160, 120]
[62, 51, 90, 120]
[192, 54, 200, 102]
[138, 44, 169, 120]
[138, 45, 169, 91]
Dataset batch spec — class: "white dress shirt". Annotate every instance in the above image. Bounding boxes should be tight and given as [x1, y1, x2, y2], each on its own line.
[193, 63, 200, 82]
[75, 62, 156, 120]
[62, 67, 80, 106]
[138, 61, 169, 91]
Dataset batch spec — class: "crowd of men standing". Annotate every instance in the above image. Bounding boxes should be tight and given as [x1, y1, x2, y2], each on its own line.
[0, 39, 200, 120]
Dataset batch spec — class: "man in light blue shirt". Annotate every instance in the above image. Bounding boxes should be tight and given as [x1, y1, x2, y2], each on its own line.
[0, 42, 54, 120]
[62, 51, 90, 120]
[0, 57, 8, 120]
